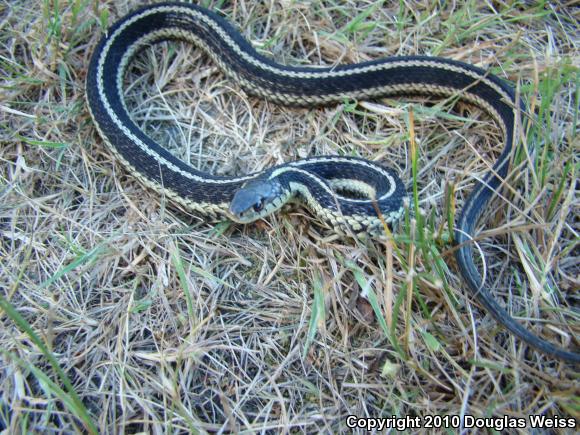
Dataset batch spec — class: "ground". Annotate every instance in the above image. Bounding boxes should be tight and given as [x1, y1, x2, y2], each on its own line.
[0, 0, 578, 433]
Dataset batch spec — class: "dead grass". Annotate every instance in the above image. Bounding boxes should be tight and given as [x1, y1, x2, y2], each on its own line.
[1, 0, 579, 433]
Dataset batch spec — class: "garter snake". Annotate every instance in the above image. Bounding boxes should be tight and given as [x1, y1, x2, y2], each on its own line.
[85, 2, 579, 363]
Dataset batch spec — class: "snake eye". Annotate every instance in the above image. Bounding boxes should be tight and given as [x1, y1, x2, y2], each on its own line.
[253, 200, 263, 213]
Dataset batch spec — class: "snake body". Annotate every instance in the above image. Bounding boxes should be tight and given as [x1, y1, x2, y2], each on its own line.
[86, 2, 578, 363]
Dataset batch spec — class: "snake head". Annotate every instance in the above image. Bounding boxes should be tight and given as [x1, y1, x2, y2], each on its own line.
[229, 178, 284, 223]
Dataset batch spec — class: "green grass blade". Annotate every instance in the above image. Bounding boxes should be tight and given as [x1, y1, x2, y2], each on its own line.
[303, 272, 326, 355]
[39, 244, 106, 290]
[0, 295, 97, 434]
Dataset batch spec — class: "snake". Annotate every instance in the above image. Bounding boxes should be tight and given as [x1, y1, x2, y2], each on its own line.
[85, 2, 579, 363]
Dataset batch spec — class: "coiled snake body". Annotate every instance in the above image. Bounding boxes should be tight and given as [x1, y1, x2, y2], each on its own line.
[86, 2, 578, 363]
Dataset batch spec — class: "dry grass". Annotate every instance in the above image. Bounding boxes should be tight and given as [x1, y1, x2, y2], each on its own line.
[1, 0, 579, 433]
